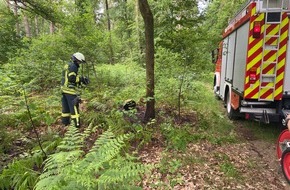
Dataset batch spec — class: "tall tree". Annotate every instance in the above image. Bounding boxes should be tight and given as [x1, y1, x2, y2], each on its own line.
[0, 1, 22, 63]
[23, 14, 31, 37]
[105, 0, 114, 63]
[7, 0, 20, 35]
[138, 0, 155, 122]
[34, 16, 39, 35]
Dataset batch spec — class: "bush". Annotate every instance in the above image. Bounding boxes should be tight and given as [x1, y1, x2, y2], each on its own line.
[90, 62, 146, 104]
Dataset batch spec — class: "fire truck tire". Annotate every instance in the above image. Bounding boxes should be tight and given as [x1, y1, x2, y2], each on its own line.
[277, 130, 290, 160]
[281, 148, 290, 183]
[226, 92, 238, 120]
[213, 82, 220, 100]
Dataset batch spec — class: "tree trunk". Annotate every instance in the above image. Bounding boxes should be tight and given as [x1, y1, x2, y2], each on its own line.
[35, 16, 39, 36]
[105, 0, 114, 64]
[50, 21, 55, 34]
[23, 15, 31, 37]
[138, 0, 155, 122]
[6, 0, 20, 35]
[135, 1, 142, 61]
[124, 0, 131, 38]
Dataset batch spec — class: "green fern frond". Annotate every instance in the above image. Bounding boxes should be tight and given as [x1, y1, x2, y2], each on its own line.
[97, 158, 150, 186]
[0, 137, 62, 190]
[35, 150, 85, 190]
[34, 127, 152, 190]
[83, 131, 130, 171]
[35, 126, 86, 190]
[87, 99, 108, 112]
[32, 139, 60, 168]
[42, 150, 84, 171]
[57, 125, 83, 151]
[82, 122, 96, 141]
[0, 158, 39, 190]
[66, 130, 131, 188]
[34, 175, 64, 190]
[91, 129, 116, 150]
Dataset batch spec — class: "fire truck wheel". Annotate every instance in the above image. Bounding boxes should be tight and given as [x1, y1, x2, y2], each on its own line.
[277, 129, 290, 160]
[213, 86, 220, 100]
[226, 92, 238, 120]
[213, 78, 220, 99]
[281, 148, 290, 183]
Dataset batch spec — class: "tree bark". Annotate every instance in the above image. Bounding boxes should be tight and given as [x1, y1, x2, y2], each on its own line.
[105, 0, 114, 64]
[35, 16, 39, 36]
[23, 15, 31, 37]
[6, 0, 20, 35]
[135, 1, 141, 61]
[50, 21, 55, 34]
[138, 0, 155, 122]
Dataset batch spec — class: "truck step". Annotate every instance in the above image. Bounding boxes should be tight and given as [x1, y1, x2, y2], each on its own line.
[265, 21, 282, 24]
[261, 74, 276, 78]
[265, 8, 283, 12]
[260, 86, 275, 90]
[265, 35, 280, 38]
[240, 107, 276, 114]
[264, 45, 278, 50]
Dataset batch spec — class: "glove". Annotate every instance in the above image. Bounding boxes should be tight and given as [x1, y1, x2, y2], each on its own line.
[73, 96, 82, 105]
[80, 76, 90, 85]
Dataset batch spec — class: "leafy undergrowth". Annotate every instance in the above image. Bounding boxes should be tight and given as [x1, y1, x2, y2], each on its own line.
[121, 105, 289, 189]
[1, 72, 289, 189]
[1, 100, 290, 189]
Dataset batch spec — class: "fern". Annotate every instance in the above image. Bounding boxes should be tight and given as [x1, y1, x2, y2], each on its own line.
[35, 125, 152, 190]
[0, 137, 60, 190]
[82, 122, 97, 141]
[0, 154, 42, 190]
[0, 123, 151, 190]
[67, 130, 130, 188]
[97, 156, 151, 189]
[57, 125, 84, 151]
[34, 125, 85, 190]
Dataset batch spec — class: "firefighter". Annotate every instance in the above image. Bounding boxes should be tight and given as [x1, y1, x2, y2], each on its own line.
[61, 52, 89, 128]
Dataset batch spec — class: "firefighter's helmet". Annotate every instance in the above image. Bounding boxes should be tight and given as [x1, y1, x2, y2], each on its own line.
[72, 52, 85, 63]
[123, 99, 136, 110]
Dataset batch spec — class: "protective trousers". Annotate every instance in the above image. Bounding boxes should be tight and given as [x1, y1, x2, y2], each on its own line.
[61, 93, 80, 128]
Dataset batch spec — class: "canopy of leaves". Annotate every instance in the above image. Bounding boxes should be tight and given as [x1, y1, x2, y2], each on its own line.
[202, 0, 248, 49]
[14, 0, 65, 23]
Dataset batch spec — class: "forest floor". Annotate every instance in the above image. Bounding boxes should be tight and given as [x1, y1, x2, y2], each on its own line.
[2, 102, 290, 189]
[139, 119, 290, 190]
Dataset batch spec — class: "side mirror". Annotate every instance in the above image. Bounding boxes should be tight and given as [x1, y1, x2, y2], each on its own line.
[212, 48, 219, 64]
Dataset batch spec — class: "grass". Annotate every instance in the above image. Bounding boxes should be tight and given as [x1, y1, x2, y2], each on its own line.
[1, 61, 286, 188]
[220, 162, 239, 178]
[1, 60, 281, 150]
[241, 120, 283, 142]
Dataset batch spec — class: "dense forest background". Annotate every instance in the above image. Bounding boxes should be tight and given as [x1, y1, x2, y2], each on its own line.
[3, 0, 282, 189]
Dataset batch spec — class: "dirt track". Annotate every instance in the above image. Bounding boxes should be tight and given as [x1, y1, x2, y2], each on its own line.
[236, 124, 290, 190]
[140, 121, 290, 189]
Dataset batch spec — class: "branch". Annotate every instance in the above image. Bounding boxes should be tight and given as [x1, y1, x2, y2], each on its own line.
[12, 0, 61, 23]
[23, 87, 47, 158]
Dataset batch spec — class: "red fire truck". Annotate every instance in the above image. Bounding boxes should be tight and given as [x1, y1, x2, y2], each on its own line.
[213, 0, 290, 123]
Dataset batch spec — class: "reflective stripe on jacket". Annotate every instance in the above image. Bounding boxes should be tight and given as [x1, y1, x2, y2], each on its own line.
[61, 62, 80, 95]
